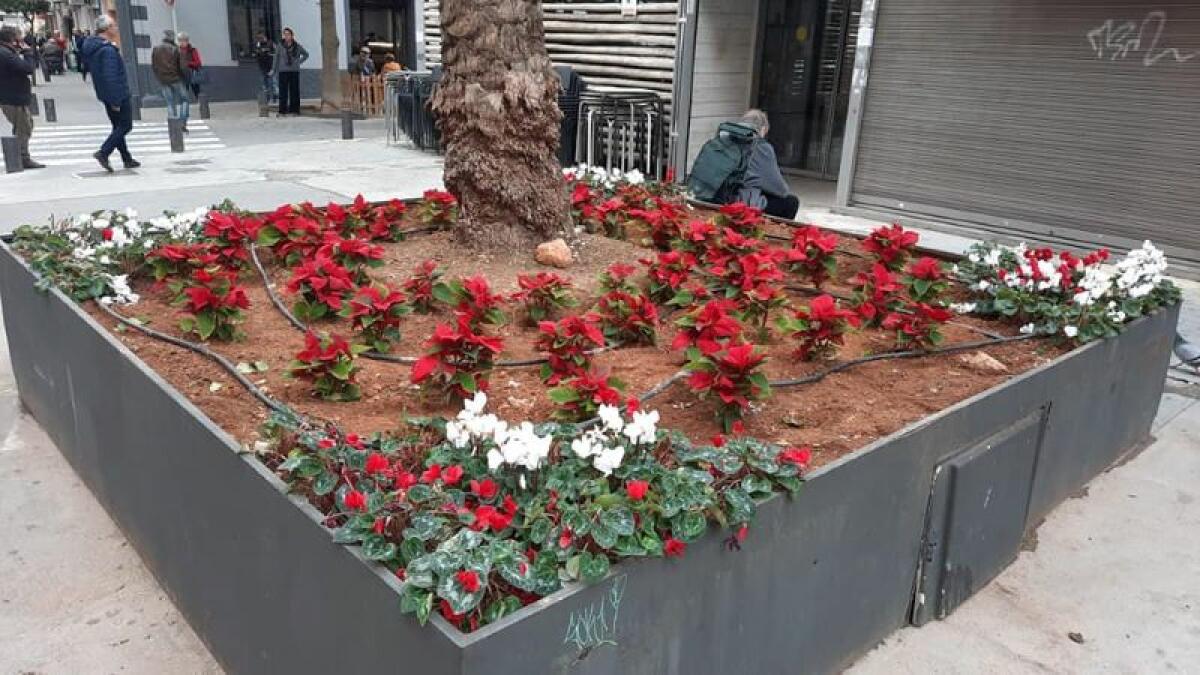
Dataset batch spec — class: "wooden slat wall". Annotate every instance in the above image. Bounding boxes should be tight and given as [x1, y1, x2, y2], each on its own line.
[423, 1, 680, 99]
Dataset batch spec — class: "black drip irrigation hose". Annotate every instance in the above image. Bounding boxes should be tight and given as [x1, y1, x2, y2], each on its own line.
[768, 334, 1041, 388]
[96, 301, 305, 421]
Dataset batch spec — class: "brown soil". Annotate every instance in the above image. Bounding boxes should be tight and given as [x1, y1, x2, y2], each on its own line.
[84, 218, 1068, 470]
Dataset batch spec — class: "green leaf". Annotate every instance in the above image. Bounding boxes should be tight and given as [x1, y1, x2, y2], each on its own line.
[431, 282, 459, 305]
[590, 522, 618, 549]
[600, 506, 635, 537]
[578, 553, 610, 583]
[196, 312, 216, 340]
[674, 511, 707, 541]
[362, 533, 398, 561]
[313, 470, 338, 496]
[530, 517, 552, 545]
[406, 484, 434, 503]
[724, 488, 756, 524]
[547, 386, 581, 404]
[741, 474, 774, 497]
[399, 585, 434, 625]
[565, 554, 582, 580]
[404, 513, 444, 541]
[400, 537, 426, 564]
[253, 360, 271, 372]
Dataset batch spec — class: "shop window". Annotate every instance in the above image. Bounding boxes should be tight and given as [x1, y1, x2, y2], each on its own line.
[228, 0, 281, 61]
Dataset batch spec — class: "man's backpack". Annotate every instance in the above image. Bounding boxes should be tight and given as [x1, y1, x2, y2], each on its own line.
[687, 122, 756, 204]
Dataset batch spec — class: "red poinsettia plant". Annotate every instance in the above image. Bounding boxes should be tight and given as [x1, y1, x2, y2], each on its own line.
[413, 190, 458, 228]
[715, 202, 766, 238]
[340, 285, 411, 353]
[361, 197, 410, 242]
[595, 290, 659, 345]
[256, 204, 325, 266]
[685, 341, 771, 432]
[672, 299, 744, 354]
[289, 331, 371, 401]
[202, 210, 260, 268]
[315, 232, 385, 281]
[535, 313, 606, 384]
[511, 272, 577, 324]
[882, 301, 953, 350]
[626, 197, 687, 249]
[410, 314, 505, 399]
[862, 223, 920, 271]
[400, 259, 442, 314]
[784, 225, 839, 288]
[433, 275, 508, 328]
[146, 242, 222, 281]
[642, 250, 696, 304]
[174, 270, 251, 341]
[285, 253, 358, 321]
[903, 256, 949, 304]
[776, 294, 860, 361]
[850, 263, 903, 326]
[547, 368, 626, 421]
[598, 263, 640, 294]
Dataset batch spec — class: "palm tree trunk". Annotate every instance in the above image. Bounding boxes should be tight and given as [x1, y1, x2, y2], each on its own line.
[319, 0, 342, 113]
[431, 0, 572, 250]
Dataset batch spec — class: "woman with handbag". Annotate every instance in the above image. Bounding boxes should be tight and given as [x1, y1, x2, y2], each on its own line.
[178, 32, 204, 99]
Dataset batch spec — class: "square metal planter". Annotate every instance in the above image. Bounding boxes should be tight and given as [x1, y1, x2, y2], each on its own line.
[0, 243, 1179, 674]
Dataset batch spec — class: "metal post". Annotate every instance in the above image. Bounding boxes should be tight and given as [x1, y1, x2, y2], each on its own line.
[341, 109, 354, 140]
[167, 118, 185, 152]
[198, 94, 210, 120]
[2, 137, 23, 173]
[44, 99, 57, 123]
[29, 93, 39, 117]
[258, 91, 269, 117]
[131, 96, 142, 122]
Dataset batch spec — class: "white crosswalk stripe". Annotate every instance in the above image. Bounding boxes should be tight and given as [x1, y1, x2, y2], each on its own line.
[28, 122, 226, 166]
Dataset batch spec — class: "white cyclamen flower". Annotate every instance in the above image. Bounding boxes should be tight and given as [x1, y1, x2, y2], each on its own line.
[622, 410, 660, 446]
[949, 302, 977, 314]
[1063, 326, 1079, 338]
[1019, 323, 1036, 335]
[592, 445, 625, 476]
[597, 404, 625, 433]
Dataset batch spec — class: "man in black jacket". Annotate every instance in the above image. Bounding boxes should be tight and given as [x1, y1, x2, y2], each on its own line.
[0, 26, 44, 169]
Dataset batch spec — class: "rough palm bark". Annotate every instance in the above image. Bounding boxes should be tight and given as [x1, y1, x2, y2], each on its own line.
[319, 0, 342, 113]
[432, 0, 572, 250]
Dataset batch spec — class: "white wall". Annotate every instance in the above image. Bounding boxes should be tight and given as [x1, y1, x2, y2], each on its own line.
[140, 0, 348, 70]
[686, 0, 760, 168]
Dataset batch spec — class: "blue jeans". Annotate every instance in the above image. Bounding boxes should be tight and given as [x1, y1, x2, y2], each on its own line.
[100, 98, 134, 162]
[260, 71, 277, 101]
[160, 82, 190, 122]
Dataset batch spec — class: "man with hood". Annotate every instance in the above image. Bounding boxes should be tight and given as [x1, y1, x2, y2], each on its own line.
[80, 16, 139, 172]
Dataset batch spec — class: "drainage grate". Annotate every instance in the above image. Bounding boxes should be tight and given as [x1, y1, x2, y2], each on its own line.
[173, 158, 212, 166]
[164, 167, 208, 174]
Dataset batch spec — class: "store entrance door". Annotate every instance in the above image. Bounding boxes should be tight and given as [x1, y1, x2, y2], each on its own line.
[756, 0, 862, 179]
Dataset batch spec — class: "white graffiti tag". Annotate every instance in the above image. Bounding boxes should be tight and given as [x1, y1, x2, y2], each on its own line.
[1086, 11, 1198, 66]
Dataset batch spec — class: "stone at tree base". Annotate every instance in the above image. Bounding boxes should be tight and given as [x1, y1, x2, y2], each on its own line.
[958, 351, 1009, 374]
[535, 239, 573, 268]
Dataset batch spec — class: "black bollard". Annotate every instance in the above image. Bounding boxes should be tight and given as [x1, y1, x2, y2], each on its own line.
[44, 98, 57, 123]
[258, 91, 269, 118]
[131, 96, 141, 121]
[198, 94, 210, 120]
[167, 118, 185, 153]
[2, 137, 23, 173]
[341, 109, 354, 140]
[29, 93, 38, 116]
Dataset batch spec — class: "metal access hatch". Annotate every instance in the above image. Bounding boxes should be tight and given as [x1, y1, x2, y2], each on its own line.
[911, 407, 1050, 625]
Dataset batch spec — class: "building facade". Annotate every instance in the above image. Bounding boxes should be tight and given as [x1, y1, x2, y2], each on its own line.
[673, 0, 1200, 275]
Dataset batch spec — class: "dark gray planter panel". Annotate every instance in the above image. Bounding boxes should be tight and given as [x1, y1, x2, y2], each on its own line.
[0, 248, 463, 675]
[0, 241, 1178, 675]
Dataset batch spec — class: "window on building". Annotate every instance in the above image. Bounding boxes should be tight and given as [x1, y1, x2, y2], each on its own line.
[227, 0, 281, 61]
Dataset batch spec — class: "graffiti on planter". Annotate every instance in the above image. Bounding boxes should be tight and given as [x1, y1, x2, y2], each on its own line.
[1085, 11, 1197, 67]
[563, 574, 627, 652]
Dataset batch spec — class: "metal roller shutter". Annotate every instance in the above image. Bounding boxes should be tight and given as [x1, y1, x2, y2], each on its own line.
[847, 0, 1200, 269]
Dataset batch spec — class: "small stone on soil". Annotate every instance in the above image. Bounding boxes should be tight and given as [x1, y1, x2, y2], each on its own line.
[535, 238, 573, 268]
[958, 351, 1009, 374]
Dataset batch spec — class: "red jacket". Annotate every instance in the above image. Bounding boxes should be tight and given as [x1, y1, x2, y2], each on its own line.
[182, 45, 201, 71]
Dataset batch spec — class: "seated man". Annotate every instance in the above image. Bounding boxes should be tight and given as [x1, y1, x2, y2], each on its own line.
[734, 109, 800, 220]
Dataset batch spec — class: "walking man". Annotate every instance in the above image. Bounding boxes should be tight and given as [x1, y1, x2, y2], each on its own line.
[151, 30, 189, 132]
[252, 30, 276, 103]
[0, 26, 44, 169]
[81, 17, 139, 172]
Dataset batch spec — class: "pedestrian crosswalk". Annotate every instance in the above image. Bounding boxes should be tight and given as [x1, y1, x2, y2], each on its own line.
[28, 121, 226, 166]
